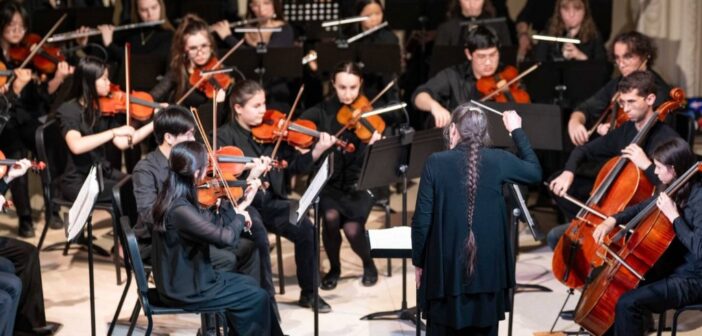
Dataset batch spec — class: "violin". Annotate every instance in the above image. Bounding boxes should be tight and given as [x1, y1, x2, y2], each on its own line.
[8, 33, 65, 75]
[0, 62, 14, 87]
[212, 145, 286, 178]
[252, 109, 355, 152]
[189, 56, 233, 99]
[99, 84, 161, 121]
[476, 65, 533, 103]
[197, 177, 247, 208]
[0, 150, 45, 178]
[336, 95, 386, 142]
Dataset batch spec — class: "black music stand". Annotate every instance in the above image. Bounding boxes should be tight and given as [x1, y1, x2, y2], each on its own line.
[115, 54, 167, 91]
[358, 128, 444, 332]
[520, 60, 611, 109]
[314, 42, 355, 75]
[293, 155, 334, 336]
[385, 0, 449, 30]
[181, 0, 225, 23]
[74, 7, 114, 27]
[480, 101, 565, 151]
[221, 47, 258, 80]
[428, 46, 518, 78]
[284, 1, 340, 40]
[357, 44, 402, 74]
[261, 47, 304, 80]
[460, 17, 514, 46]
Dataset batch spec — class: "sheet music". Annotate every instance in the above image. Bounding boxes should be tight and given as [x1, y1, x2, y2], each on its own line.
[67, 166, 99, 241]
[368, 226, 411, 250]
[296, 157, 330, 223]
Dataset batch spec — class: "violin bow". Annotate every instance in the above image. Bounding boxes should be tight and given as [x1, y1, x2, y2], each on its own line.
[270, 85, 304, 162]
[334, 79, 396, 138]
[479, 63, 540, 102]
[176, 39, 245, 105]
[9, 14, 67, 84]
[124, 43, 133, 148]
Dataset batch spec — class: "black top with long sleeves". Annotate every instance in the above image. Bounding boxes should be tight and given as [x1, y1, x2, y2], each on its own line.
[412, 62, 479, 113]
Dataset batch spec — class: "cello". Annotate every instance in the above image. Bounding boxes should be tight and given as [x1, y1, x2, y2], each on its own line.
[551, 88, 685, 289]
[574, 160, 702, 335]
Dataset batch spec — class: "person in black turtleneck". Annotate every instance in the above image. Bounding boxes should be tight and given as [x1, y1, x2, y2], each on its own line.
[592, 138, 702, 336]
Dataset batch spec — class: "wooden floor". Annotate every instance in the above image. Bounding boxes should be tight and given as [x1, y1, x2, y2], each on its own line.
[3, 148, 702, 335]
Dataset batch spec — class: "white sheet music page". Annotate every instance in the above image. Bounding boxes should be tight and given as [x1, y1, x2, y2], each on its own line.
[368, 226, 411, 250]
[67, 165, 99, 240]
[296, 156, 330, 223]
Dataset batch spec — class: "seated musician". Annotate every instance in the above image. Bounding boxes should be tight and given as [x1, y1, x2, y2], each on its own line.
[211, 0, 294, 49]
[216, 80, 337, 313]
[593, 138, 702, 336]
[413, 25, 504, 128]
[132, 106, 270, 302]
[151, 141, 283, 335]
[530, 0, 606, 62]
[547, 70, 682, 250]
[435, 0, 498, 46]
[567, 31, 671, 146]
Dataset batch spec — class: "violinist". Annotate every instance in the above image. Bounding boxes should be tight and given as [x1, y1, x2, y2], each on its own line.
[217, 80, 337, 312]
[211, 0, 294, 49]
[149, 14, 230, 134]
[547, 71, 681, 250]
[435, 0, 497, 46]
[567, 31, 671, 146]
[150, 141, 282, 336]
[530, 0, 606, 62]
[592, 138, 702, 336]
[299, 61, 385, 290]
[0, 0, 71, 237]
[132, 105, 272, 312]
[413, 25, 503, 128]
[57, 56, 154, 203]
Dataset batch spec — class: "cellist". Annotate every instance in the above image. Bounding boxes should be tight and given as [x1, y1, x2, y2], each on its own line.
[592, 138, 702, 336]
[547, 71, 681, 250]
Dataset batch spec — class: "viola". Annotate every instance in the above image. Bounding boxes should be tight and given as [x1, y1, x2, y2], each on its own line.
[476, 65, 531, 103]
[551, 88, 686, 289]
[99, 84, 161, 121]
[335, 95, 386, 142]
[8, 33, 65, 75]
[0, 150, 45, 178]
[575, 159, 701, 336]
[189, 56, 233, 99]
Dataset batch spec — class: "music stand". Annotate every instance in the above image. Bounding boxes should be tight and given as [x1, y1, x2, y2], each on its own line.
[73, 7, 114, 27]
[221, 47, 259, 80]
[480, 101, 565, 151]
[314, 42, 355, 75]
[181, 0, 225, 23]
[115, 54, 167, 91]
[31, 9, 71, 36]
[293, 155, 334, 336]
[460, 17, 514, 46]
[520, 60, 611, 108]
[357, 44, 402, 74]
[261, 47, 304, 80]
[358, 128, 444, 332]
[384, 0, 449, 30]
[284, 1, 340, 40]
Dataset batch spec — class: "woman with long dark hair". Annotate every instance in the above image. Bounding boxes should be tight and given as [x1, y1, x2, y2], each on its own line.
[151, 141, 282, 336]
[592, 138, 702, 335]
[411, 103, 541, 335]
[57, 56, 153, 202]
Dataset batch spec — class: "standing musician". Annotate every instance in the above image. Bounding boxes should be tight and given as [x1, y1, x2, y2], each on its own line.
[217, 80, 337, 312]
[592, 138, 702, 336]
[547, 70, 681, 249]
[132, 106, 269, 300]
[567, 31, 670, 146]
[413, 25, 507, 128]
[149, 14, 231, 134]
[299, 61, 386, 290]
[211, 0, 294, 49]
[435, 0, 497, 46]
[412, 104, 541, 335]
[57, 56, 153, 202]
[530, 0, 606, 62]
[151, 141, 283, 336]
[0, 0, 73, 237]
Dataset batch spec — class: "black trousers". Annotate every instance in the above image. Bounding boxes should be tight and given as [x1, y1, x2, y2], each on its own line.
[0, 256, 21, 335]
[0, 238, 47, 332]
[615, 275, 702, 335]
[209, 238, 261, 285]
[255, 197, 315, 296]
[426, 320, 497, 336]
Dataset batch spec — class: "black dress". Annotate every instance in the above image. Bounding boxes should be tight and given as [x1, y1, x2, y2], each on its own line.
[412, 128, 542, 333]
[153, 197, 282, 335]
[56, 99, 125, 202]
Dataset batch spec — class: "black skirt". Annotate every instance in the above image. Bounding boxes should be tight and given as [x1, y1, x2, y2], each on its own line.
[319, 186, 374, 223]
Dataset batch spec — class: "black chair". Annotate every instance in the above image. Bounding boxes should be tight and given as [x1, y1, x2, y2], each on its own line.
[119, 217, 228, 336]
[657, 303, 702, 336]
[35, 118, 123, 284]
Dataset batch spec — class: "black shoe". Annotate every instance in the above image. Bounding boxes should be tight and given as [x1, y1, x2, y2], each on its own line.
[31, 321, 62, 335]
[18, 217, 35, 238]
[362, 264, 378, 287]
[49, 213, 64, 230]
[559, 309, 575, 321]
[321, 269, 340, 290]
[298, 293, 332, 313]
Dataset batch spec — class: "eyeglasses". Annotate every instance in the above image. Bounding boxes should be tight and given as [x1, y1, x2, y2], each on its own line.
[185, 43, 211, 55]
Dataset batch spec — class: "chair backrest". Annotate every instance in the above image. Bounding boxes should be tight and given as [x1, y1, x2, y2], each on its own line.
[120, 217, 154, 316]
[35, 118, 69, 206]
[112, 175, 138, 226]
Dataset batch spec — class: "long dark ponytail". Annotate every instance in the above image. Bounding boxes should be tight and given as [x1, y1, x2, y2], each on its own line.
[443, 103, 490, 277]
[152, 141, 209, 232]
[69, 56, 107, 129]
